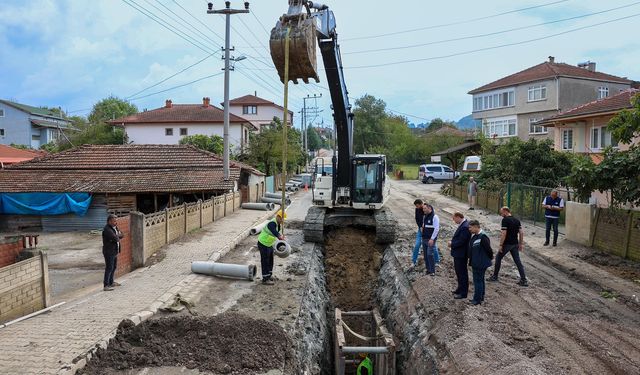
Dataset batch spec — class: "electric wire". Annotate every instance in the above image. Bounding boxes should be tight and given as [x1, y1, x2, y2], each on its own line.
[128, 72, 225, 101]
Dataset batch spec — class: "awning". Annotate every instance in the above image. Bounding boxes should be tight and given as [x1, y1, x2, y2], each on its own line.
[432, 141, 481, 156]
[30, 119, 68, 129]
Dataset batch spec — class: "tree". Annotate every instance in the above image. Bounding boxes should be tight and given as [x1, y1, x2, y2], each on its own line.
[88, 96, 138, 124]
[179, 134, 224, 155]
[306, 125, 322, 151]
[243, 118, 304, 175]
[479, 138, 573, 188]
[607, 93, 640, 144]
[426, 118, 456, 132]
[353, 95, 389, 154]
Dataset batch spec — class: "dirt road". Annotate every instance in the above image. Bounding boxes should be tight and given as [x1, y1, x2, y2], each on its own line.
[387, 179, 640, 375]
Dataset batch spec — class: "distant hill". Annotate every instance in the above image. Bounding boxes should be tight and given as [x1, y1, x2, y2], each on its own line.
[456, 114, 480, 130]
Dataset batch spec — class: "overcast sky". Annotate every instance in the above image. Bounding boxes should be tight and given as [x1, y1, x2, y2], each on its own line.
[1, 0, 639, 127]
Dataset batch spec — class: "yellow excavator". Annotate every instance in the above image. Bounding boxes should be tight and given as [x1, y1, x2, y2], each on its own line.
[270, 1, 395, 244]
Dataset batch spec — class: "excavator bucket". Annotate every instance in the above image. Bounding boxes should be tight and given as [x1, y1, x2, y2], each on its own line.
[270, 16, 320, 84]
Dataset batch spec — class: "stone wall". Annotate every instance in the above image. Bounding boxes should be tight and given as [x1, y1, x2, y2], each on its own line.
[0, 251, 50, 324]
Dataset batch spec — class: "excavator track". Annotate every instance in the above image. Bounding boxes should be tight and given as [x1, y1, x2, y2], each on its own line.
[303, 206, 397, 244]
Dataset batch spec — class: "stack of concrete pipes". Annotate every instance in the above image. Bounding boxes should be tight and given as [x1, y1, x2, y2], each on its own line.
[241, 202, 275, 211]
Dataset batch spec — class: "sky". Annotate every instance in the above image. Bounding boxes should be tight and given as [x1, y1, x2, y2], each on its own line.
[1, 0, 639, 128]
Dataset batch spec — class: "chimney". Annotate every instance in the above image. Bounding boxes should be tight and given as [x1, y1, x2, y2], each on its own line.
[203, 97, 210, 107]
[588, 62, 596, 72]
[254, 91, 257, 97]
[548, 56, 555, 63]
[165, 99, 172, 108]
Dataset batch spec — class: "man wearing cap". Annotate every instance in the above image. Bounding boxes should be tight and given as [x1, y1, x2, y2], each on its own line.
[257, 210, 286, 285]
[102, 214, 124, 291]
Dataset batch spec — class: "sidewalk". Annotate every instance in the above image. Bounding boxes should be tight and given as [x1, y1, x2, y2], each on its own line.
[0, 207, 275, 375]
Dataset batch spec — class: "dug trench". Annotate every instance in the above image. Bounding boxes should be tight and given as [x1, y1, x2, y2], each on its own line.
[79, 220, 436, 374]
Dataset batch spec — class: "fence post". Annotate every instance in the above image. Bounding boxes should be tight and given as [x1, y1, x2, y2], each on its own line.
[39, 251, 51, 308]
[183, 203, 187, 234]
[130, 211, 146, 268]
[224, 193, 228, 217]
[164, 209, 169, 245]
[623, 211, 633, 259]
[506, 183, 512, 208]
[589, 207, 601, 247]
[199, 200, 203, 228]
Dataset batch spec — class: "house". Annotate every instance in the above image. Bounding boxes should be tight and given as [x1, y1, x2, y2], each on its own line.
[110, 98, 257, 152]
[468, 57, 633, 143]
[0, 99, 72, 148]
[537, 89, 639, 162]
[0, 144, 265, 231]
[0, 145, 44, 167]
[226, 93, 293, 132]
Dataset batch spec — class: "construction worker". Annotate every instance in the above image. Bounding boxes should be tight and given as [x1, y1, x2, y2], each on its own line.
[357, 353, 373, 375]
[257, 210, 286, 285]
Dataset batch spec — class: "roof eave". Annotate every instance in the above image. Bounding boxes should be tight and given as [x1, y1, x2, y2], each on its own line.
[539, 109, 625, 127]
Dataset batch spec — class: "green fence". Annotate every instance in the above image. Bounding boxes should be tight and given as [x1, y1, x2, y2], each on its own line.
[449, 182, 582, 228]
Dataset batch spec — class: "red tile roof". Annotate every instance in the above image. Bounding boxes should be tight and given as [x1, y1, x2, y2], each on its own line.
[227, 94, 294, 115]
[109, 104, 249, 124]
[540, 89, 639, 124]
[0, 145, 43, 166]
[0, 144, 270, 192]
[469, 61, 633, 94]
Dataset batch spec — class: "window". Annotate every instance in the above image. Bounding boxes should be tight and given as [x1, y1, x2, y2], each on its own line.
[242, 105, 257, 115]
[165, 128, 173, 136]
[0, 109, 4, 117]
[597, 86, 609, 99]
[0, 129, 4, 136]
[180, 128, 188, 136]
[482, 117, 517, 138]
[472, 89, 515, 111]
[562, 129, 573, 150]
[443, 166, 454, 173]
[529, 118, 547, 134]
[527, 85, 547, 102]
[591, 126, 617, 149]
[426, 166, 442, 173]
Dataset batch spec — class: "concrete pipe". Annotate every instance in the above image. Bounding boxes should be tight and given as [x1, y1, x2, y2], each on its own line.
[242, 203, 275, 211]
[191, 261, 257, 281]
[250, 219, 270, 235]
[273, 240, 291, 258]
[264, 192, 289, 200]
[286, 186, 299, 192]
[261, 197, 292, 206]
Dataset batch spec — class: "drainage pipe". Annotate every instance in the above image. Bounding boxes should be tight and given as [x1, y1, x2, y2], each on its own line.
[250, 220, 270, 235]
[0, 301, 66, 329]
[242, 202, 275, 211]
[261, 197, 292, 206]
[273, 239, 291, 258]
[264, 192, 289, 199]
[341, 346, 389, 354]
[191, 261, 256, 281]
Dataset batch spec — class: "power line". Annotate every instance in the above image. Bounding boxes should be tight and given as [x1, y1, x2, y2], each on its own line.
[172, 0, 225, 44]
[128, 72, 225, 101]
[344, 1, 640, 55]
[342, 0, 570, 41]
[125, 52, 218, 99]
[345, 12, 640, 69]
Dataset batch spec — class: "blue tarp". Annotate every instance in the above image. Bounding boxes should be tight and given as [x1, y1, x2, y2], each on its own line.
[0, 193, 92, 216]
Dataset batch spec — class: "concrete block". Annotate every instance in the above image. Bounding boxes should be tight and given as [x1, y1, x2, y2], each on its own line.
[137, 310, 154, 322]
[126, 314, 141, 325]
[565, 201, 595, 246]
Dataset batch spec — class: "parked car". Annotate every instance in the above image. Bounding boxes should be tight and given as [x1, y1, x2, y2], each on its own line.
[463, 155, 482, 172]
[419, 164, 460, 184]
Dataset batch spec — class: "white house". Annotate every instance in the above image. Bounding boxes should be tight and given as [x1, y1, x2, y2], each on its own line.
[111, 98, 257, 151]
[226, 93, 293, 132]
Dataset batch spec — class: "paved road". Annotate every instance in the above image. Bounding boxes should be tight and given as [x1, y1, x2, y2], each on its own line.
[0, 206, 277, 375]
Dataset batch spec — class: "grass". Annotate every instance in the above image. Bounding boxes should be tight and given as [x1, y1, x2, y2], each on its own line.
[393, 164, 420, 180]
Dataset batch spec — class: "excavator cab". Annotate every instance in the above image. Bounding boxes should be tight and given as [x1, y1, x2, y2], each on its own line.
[270, 0, 323, 84]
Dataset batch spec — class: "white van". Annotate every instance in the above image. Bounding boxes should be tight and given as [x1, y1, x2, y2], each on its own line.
[463, 156, 482, 172]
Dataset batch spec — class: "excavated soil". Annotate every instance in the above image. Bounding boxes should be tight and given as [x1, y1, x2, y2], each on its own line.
[324, 228, 383, 310]
[80, 313, 290, 375]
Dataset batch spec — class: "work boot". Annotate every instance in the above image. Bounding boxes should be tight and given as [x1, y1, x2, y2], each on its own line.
[487, 275, 498, 282]
[552, 242, 557, 247]
[103, 286, 114, 291]
[543, 242, 549, 246]
[262, 279, 275, 286]
[517, 279, 529, 287]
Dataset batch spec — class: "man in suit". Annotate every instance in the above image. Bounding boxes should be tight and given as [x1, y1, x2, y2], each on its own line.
[102, 214, 124, 291]
[448, 212, 470, 299]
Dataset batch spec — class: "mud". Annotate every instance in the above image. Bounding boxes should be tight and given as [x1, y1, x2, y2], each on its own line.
[79, 314, 291, 375]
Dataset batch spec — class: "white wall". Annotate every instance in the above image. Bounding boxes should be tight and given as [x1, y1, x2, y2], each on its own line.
[228, 104, 292, 131]
[125, 123, 249, 151]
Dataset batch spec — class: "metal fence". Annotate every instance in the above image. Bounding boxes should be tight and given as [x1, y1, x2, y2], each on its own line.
[450, 182, 582, 228]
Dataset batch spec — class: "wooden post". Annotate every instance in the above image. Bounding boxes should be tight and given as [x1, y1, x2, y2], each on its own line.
[224, 193, 228, 217]
[623, 210, 633, 259]
[39, 251, 51, 308]
[168, 193, 173, 208]
[199, 200, 203, 228]
[164, 208, 169, 245]
[590, 207, 601, 247]
[153, 194, 158, 212]
[183, 203, 187, 235]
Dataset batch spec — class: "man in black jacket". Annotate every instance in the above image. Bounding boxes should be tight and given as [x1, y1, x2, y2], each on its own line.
[102, 214, 124, 291]
[448, 212, 470, 299]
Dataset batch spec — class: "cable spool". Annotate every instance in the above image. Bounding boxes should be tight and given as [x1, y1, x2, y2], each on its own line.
[273, 239, 291, 258]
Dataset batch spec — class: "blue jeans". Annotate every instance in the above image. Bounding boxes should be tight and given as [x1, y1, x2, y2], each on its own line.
[103, 252, 117, 287]
[422, 239, 436, 274]
[414, 230, 440, 265]
[472, 267, 487, 302]
[545, 217, 559, 244]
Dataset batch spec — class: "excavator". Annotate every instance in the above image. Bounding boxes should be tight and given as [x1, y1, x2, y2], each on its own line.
[269, 0, 396, 244]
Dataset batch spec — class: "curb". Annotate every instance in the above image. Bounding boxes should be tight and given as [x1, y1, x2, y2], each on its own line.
[62, 208, 277, 375]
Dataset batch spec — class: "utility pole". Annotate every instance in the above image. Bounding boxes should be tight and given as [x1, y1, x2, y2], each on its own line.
[208, 1, 249, 181]
[302, 93, 321, 165]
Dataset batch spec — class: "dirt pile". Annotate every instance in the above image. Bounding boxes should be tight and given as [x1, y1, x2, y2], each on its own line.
[81, 313, 291, 375]
[324, 228, 383, 310]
